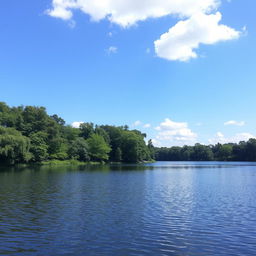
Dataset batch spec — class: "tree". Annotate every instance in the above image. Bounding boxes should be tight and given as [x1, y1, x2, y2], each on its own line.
[114, 147, 122, 162]
[245, 139, 256, 161]
[213, 143, 233, 161]
[95, 126, 110, 144]
[121, 131, 151, 163]
[0, 126, 31, 164]
[100, 125, 123, 161]
[50, 114, 65, 126]
[147, 139, 155, 160]
[68, 138, 90, 161]
[189, 144, 214, 161]
[87, 134, 111, 161]
[80, 123, 94, 139]
[29, 132, 49, 162]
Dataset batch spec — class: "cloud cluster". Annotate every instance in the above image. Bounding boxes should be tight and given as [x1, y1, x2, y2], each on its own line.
[154, 118, 197, 146]
[47, 0, 241, 61]
[47, 0, 219, 27]
[209, 132, 255, 144]
[154, 12, 240, 61]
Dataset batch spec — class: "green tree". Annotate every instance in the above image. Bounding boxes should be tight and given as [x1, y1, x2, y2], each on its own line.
[213, 143, 233, 161]
[87, 134, 111, 161]
[29, 132, 49, 162]
[121, 131, 150, 163]
[0, 126, 31, 164]
[80, 123, 94, 139]
[190, 144, 214, 161]
[68, 138, 90, 161]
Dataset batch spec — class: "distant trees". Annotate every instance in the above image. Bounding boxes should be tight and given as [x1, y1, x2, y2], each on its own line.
[0, 102, 153, 164]
[155, 139, 256, 162]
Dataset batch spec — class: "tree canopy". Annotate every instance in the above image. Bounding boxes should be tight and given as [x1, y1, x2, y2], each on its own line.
[0, 102, 153, 164]
[155, 140, 256, 162]
[1, 101, 256, 165]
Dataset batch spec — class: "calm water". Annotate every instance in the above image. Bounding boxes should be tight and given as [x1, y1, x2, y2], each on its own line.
[0, 162, 256, 256]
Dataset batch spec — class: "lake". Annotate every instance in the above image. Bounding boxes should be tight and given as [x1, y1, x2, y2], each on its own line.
[0, 162, 256, 255]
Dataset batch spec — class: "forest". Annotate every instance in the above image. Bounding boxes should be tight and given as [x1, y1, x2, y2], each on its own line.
[0, 102, 154, 164]
[1, 101, 256, 165]
[155, 140, 256, 162]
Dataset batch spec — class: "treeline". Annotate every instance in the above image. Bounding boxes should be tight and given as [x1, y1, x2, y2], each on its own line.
[0, 102, 154, 164]
[155, 141, 256, 162]
[1, 102, 256, 165]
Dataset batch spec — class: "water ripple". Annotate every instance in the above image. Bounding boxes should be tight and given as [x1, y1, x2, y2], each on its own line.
[0, 162, 256, 255]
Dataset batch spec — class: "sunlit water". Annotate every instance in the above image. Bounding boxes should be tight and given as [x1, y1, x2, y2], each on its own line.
[0, 162, 256, 255]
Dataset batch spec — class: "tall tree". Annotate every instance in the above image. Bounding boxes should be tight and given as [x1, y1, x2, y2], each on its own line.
[87, 134, 111, 161]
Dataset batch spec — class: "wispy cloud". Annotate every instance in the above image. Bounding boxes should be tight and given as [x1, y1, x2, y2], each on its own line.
[143, 123, 151, 128]
[224, 120, 245, 126]
[106, 46, 118, 55]
[132, 120, 142, 127]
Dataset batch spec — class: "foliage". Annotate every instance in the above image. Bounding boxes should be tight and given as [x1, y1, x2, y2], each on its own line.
[87, 134, 111, 161]
[120, 130, 150, 163]
[68, 137, 90, 161]
[0, 102, 152, 164]
[0, 126, 31, 164]
[155, 140, 256, 162]
[2, 101, 256, 164]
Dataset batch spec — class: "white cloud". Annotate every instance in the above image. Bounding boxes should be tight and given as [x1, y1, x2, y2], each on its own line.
[154, 118, 197, 146]
[47, 0, 219, 27]
[143, 123, 151, 128]
[71, 121, 84, 128]
[47, 0, 241, 62]
[209, 132, 255, 144]
[224, 120, 245, 126]
[106, 46, 118, 54]
[132, 120, 142, 127]
[154, 12, 240, 61]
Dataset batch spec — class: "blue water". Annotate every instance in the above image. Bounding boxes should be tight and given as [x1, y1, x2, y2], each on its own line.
[0, 162, 256, 255]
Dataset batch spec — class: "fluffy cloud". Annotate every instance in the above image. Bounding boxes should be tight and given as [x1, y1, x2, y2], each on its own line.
[209, 132, 255, 144]
[47, 0, 241, 61]
[154, 12, 240, 61]
[71, 121, 84, 128]
[224, 120, 245, 126]
[47, 0, 219, 27]
[154, 118, 197, 146]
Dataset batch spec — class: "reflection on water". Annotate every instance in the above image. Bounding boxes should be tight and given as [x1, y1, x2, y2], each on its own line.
[0, 162, 256, 255]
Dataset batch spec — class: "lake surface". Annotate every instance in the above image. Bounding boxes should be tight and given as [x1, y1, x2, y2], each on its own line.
[0, 162, 256, 256]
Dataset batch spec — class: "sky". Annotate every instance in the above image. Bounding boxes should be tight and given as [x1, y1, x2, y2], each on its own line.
[0, 0, 256, 147]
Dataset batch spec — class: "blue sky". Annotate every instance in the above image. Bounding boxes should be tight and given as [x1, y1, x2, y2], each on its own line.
[0, 0, 255, 146]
